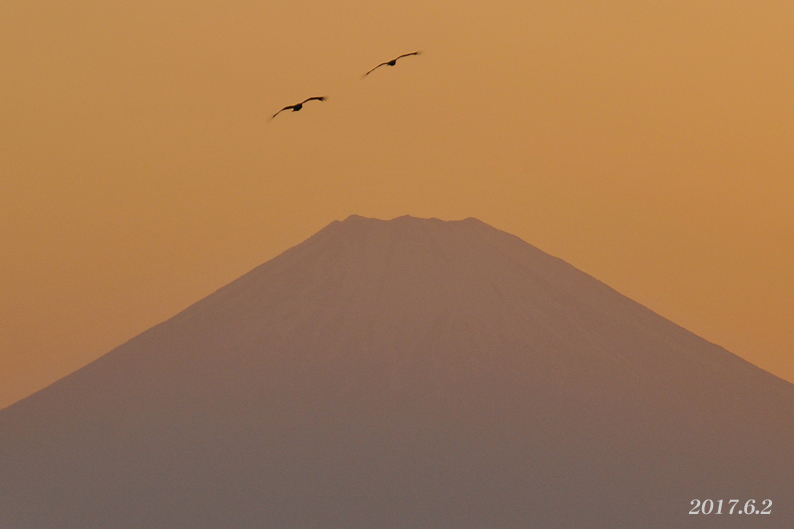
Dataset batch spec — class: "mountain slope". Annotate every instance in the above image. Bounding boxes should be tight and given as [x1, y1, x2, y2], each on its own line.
[1, 215, 792, 528]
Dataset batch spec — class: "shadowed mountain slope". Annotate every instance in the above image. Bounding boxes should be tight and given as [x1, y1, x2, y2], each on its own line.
[1, 215, 792, 528]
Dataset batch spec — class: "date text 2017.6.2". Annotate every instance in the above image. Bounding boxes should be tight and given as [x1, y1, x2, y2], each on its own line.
[690, 499, 771, 515]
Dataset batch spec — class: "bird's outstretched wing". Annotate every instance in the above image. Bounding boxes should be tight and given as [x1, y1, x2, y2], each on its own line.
[363, 62, 389, 77]
[270, 105, 296, 120]
[301, 96, 327, 104]
[395, 51, 421, 60]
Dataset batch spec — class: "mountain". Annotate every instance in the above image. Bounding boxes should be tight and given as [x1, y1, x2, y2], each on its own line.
[1, 215, 792, 528]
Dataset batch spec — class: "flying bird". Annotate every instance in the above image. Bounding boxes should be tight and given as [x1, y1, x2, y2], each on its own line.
[363, 51, 421, 77]
[270, 96, 327, 120]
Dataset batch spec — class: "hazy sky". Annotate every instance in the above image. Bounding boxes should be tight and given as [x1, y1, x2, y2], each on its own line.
[2, 0, 792, 409]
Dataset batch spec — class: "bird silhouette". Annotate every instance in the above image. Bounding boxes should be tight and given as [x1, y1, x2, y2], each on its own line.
[270, 97, 327, 120]
[363, 51, 421, 77]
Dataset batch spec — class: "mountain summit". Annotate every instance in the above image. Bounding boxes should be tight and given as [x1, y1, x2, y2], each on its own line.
[1, 215, 792, 528]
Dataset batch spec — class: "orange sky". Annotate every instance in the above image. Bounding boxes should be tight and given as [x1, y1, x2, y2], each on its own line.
[2, 0, 793, 409]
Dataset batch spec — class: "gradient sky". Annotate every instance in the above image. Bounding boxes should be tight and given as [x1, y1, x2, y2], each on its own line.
[2, 0, 793, 409]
